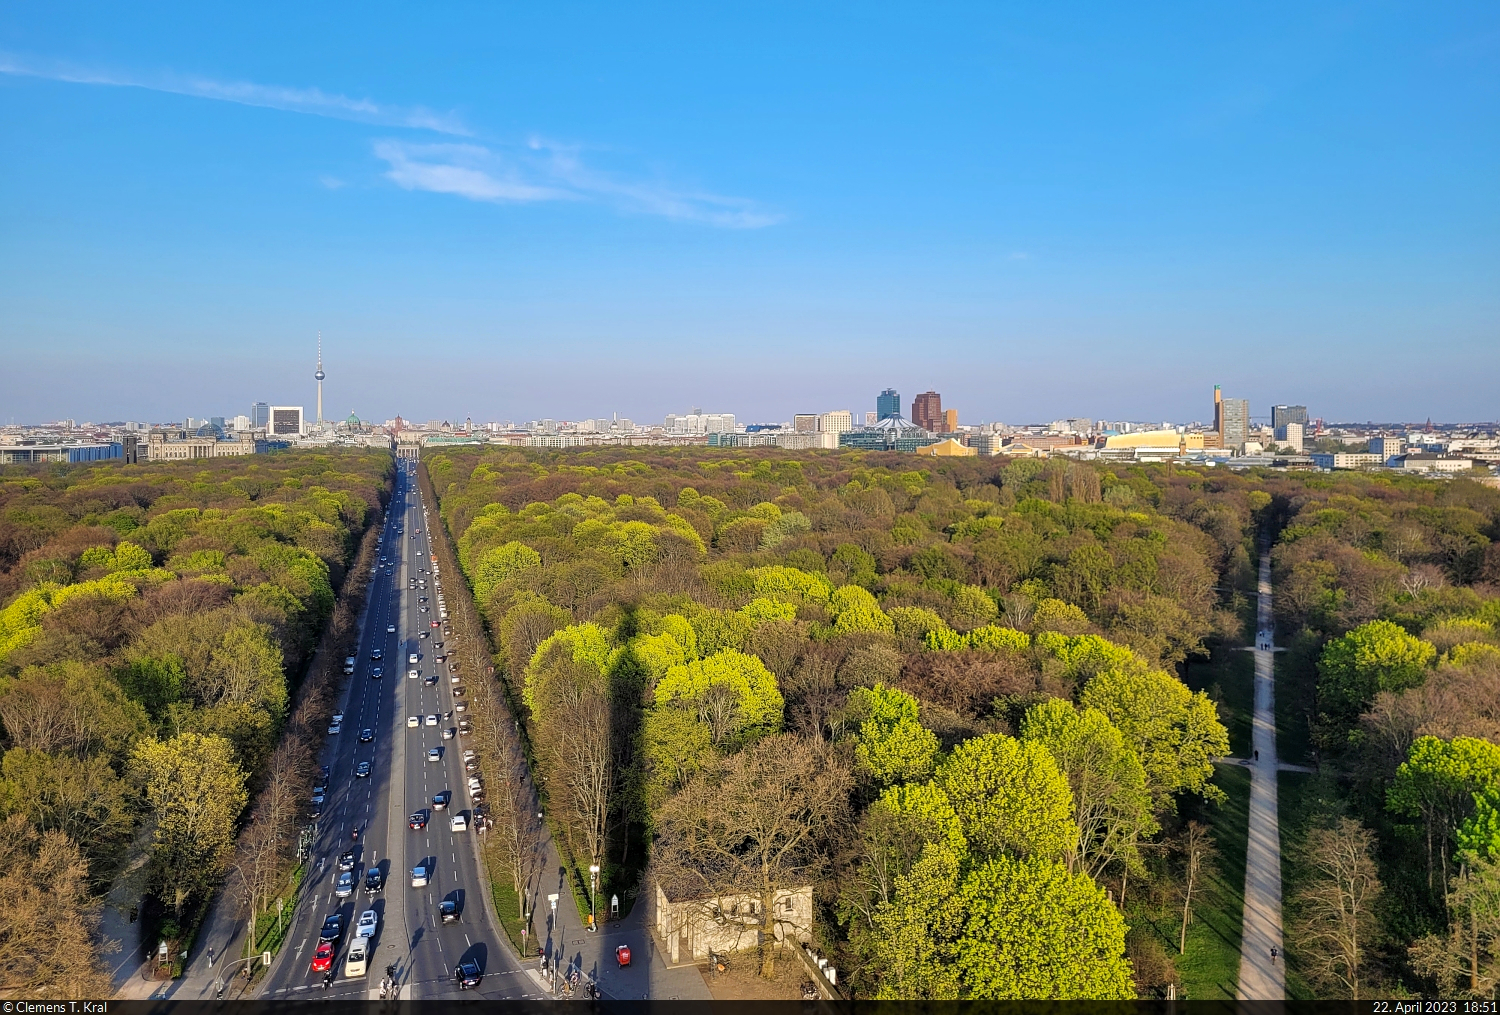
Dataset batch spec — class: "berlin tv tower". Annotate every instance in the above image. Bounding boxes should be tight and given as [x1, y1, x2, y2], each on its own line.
[314, 332, 325, 425]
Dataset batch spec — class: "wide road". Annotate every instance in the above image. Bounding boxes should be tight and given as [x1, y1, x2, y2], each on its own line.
[259, 461, 539, 1000]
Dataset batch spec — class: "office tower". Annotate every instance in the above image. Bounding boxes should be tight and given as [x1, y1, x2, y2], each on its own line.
[232, 415, 251, 431]
[794, 414, 819, 433]
[1275, 422, 1305, 453]
[912, 391, 942, 432]
[252, 402, 270, 429]
[818, 410, 853, 433]
[943, 408, 958, 433]
[1369, 436, 1404, 461]
[1217, 391, 1249, 449]
[876, 388, 901, 420]
[1271, 405, 1308, 430]
[269, 406, 305, 437]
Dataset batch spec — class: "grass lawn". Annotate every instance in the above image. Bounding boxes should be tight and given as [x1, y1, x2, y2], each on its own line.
[1135, 762, 1251, 999]
[1184, 642, 1255, 759]
[489, 875, 531, 957]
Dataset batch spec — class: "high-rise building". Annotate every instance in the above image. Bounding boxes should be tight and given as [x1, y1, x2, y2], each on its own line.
[1275, 422, 1305, 453]
[818, 410, 853, 434]
[251, 402, 270, 429]
[1271, 405, 1308, 430]
[942, 409, 958, 433]
[1213, 386, 1249, 450]
[794, 414, 820, 433]
[912, 391, 943, 432]
[876, 388, 901, 420]
[269, 406, 305, 437]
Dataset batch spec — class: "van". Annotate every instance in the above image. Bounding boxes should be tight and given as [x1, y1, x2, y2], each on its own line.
[344, 937, 368, 977]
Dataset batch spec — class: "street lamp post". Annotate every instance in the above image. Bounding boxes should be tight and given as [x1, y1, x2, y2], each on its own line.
[588, 864, 600, 932]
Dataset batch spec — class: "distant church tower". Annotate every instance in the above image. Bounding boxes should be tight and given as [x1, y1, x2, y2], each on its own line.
[314, 332, 326, 425]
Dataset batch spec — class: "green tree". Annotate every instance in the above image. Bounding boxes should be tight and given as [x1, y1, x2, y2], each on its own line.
[131, 732, 248, 916]
[640, 706, 715, 810]
[655, 649, 784, 746]
[1388, 735, 1500, 899]
[828, 585, 894, 634]
[1410, 853, 1500, 998]
[870, 842, 964, 999]
[1319, 619, 1437, 731]
[953, 853, 1135, 999]
[936, 733, 1077, 861]
[1079, 665, 1229, 807]
[1020, 698, 1158, 879]
[0, 748, 134, 867]
[844, 684, 940, 786]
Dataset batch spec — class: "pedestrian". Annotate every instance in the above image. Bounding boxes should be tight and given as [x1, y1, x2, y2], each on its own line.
[1254, 749, 1259, 762]
[208, 947, 214, 966]
[1270, 946, 1278, 964]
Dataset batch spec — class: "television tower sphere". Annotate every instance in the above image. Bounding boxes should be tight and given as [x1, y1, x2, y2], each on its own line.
[315, 367, 325, 381]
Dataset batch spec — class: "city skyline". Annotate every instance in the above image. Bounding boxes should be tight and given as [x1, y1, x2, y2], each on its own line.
[3, 3, 1497, 424]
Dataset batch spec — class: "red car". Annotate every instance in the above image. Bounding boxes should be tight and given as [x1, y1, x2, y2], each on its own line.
[311, 940, 335, 973]
[430, 620, 440, 628]
[616, 945, 631, 968]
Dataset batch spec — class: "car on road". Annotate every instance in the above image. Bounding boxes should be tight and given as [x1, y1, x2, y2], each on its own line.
[425, 714, 438, 726]
[420, 630, 429, 638]
[332, 712, 344, 724]
[320, 764, 330, 780]
[427, 747, 442, 762]
[431, 620, 441, 628]
[387, 624, 396, 633]
[455, 959, 482, 989]
[439, 897, 460, 922]
[419, 606, 429, 613]
[371, 666, 382, 679]
[442, 727, 455, 740]
[355, 761, 371, 778]
[371, 647, 382, 660]
[356, 910, 378, 938]
[320, 913, 343, 942]
[450, 813, 468, 832]
[411, 863, 429, 888]
[336, 870, 355, 897]
[407, 715, 419, 727]
[327, 722, 341, 735]
[359, 728, 374, 742]
[408, 670, 419, 679]
[408, 811, 428, 829]
[364, 868, 384, 893]
[424, 674, 438, 686]
[310, 939, 335, 973]
[311, 789, 325, 805]
[344, 937, 369, 978]
[338, 850, 356, 871]
[432, 791, 450, 811]
[408, 653, 419, 664]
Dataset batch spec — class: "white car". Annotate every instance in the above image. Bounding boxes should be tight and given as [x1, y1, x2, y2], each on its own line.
[387, 624, 396, 633]
[442, 727, 455, 740]
[427, 747, 441, 762]
[450, 814, 468, 832]
[408, 670, 419, 679]
[425, 714, 438, 726]
[408, 653, 419, 665]
[407, 715, 420, 727]
[356, 909, 378, 938]
[327, 723, 341, 735]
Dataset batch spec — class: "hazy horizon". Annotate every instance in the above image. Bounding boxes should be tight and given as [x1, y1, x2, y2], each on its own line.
[3, 2, 1497, 425]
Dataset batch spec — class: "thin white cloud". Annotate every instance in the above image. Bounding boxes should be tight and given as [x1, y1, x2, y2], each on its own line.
[0, 53, 469, 134]
[375, 138, 782, 228]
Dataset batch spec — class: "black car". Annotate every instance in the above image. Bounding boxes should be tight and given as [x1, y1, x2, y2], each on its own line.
[359, 728, 374, 742]
[455, 959, 482, 990]
[338, 850, 356, 871]
[365, 868, 384, 893]
[320, 765, 331, 781]
[371, 648, 383, 660]
[355, 761, 372, 778]
[319, 913, 342, 942]
[409, 811, 428, 830]
[432, 791, 451, 811]
[439, 898, 460, 923]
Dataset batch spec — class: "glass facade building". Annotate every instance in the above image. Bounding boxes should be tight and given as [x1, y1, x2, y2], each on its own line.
[876, 388, 901, 420]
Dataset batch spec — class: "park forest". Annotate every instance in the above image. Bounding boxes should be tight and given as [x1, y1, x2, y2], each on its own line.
[1, 446, 1497, 999]
[428, 448, 1500, 1000]
[0, 451, 389, 996]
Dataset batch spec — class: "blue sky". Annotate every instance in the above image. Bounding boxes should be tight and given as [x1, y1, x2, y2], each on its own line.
[2, 2, 1496, 426]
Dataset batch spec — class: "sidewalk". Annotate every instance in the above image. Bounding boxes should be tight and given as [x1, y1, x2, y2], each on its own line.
[1236, 550, 1286, 1000]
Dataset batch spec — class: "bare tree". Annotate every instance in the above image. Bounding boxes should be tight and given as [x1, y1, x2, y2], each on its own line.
[1410, 855, 1500, 998]
[1177, 821, 1217, 954]
[653, 734, 851, 977]
[1291, 817, 1384, 999]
